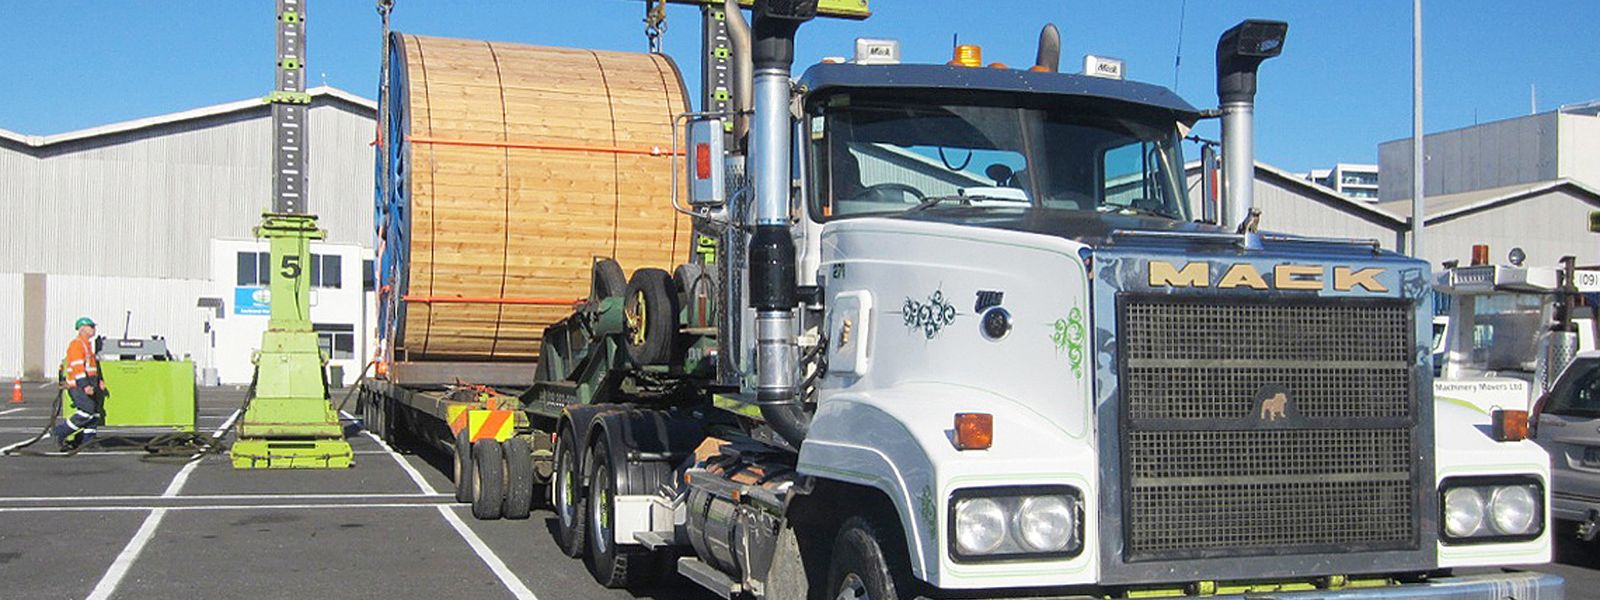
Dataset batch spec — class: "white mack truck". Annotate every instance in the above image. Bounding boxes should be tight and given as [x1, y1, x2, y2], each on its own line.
[449, 2, 1565, 598]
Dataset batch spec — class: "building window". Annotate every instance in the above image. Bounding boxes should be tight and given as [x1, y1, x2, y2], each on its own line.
[314, 323, 355, 359]
[363, 259, 376, 292]
[236, 251, 271, 286]
[239, 251, 340, 288]
[308, 253, 342, 289]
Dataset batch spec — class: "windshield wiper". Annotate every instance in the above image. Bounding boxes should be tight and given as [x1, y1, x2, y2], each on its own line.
[1098, 204, 1178, 220]
[909, 195, 1017, 212]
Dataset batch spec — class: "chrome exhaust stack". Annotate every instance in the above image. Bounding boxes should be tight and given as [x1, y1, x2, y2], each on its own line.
[1215, 20, 1287, 231]
[748, 0, 817, 448]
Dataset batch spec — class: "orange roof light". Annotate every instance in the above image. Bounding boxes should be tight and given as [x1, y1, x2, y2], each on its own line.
[954, 413, 993, 450]
[1471, 244, 1490, 266]
[950, 44, 983, 68]
[1493, 409, 1529, 442]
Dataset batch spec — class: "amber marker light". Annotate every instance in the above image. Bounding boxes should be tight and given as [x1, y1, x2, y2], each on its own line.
[950, 44, 983, 68]
[954, 413, 994, 450]
[1492, 409, 1529, 442]
[1471, 244, 1490, 266]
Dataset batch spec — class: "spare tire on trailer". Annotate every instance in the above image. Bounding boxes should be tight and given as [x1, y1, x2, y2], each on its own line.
[374, 33, 694, 363]
[623, 268, 678, 366]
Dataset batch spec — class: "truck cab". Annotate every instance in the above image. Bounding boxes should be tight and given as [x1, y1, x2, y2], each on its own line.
[544, 5, 1562, 598]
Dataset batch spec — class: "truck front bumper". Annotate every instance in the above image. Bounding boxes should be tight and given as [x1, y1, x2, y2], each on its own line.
[930, 571, 1563, 600]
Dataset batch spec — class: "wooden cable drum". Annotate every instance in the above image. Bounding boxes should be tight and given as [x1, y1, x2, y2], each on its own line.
[375, 33, 693, 362]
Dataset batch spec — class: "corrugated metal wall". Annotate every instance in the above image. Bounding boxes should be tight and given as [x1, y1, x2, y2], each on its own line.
[0, 98, 375, 280]
[1421, 189, 1600, 268]
[38, 275, 211, 378]
[0, 273, 21, 378]
[1187, 169, 1406, 250]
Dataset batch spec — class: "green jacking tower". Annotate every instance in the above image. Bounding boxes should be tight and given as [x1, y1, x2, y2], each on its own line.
[232, 0, 353, 468]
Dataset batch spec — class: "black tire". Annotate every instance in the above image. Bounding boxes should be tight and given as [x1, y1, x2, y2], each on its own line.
[471, 440, 505, 520]
[623, 268, 678, 366]
[592, 258, 628, 300]
[453, 429, 475, 504]
[502, 437, 535, 520]
[584, 437, 655, 588]
[553, 426, 588, 558]
[827, 516, 912, 600]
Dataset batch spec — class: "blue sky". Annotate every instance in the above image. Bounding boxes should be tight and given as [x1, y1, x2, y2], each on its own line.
[1, 1, 1595, 173]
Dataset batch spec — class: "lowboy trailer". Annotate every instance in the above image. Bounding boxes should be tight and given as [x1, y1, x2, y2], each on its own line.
[363, 1, 1565, 598]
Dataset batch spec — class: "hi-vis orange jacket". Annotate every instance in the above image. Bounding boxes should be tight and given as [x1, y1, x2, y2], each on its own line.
[65, 337, 100, 386]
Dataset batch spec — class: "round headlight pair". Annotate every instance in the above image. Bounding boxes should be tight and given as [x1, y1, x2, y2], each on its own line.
[1443, 485, 1539, 538]
[953, 495, 1076, 555]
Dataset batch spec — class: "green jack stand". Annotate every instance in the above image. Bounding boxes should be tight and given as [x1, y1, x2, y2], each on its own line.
[232, 214, 353, 469]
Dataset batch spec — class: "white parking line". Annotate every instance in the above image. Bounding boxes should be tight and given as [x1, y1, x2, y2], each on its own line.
[83, 407, 240, 600]
[0, 407, 24, 416]
[341, 411, 437, 495]
[161, 408, 241, 497]
[437, 506, 540, 600]
[342, 410, 537, 599]
[86, 508, 167, 600]
[0, 492, 448, 503]
[0, 502, 454, 513]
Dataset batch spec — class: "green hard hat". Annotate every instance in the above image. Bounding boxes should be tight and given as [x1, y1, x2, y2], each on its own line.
[74, 317, 96, 329]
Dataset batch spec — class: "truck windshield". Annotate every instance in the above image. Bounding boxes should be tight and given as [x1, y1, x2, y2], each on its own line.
[807, 93, 1188, 221]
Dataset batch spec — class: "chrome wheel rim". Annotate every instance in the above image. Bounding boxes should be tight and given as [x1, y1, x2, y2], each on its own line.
[591, 464, 610, 555]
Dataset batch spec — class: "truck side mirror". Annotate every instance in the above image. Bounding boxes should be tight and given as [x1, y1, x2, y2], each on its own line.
[686, 117, 727, 208]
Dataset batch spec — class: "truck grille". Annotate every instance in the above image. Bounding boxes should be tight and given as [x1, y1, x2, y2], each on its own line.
[1120, 297, 1418, 561]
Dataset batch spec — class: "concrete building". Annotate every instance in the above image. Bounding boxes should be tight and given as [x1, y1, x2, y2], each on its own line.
[1303, 163, 1380, 200]
[1378, 102, 1600, 201]
[0, 87, 377, 385]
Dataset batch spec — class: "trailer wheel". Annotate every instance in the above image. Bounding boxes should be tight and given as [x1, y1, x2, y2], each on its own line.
[584, 438, 654, 588]
[471, 440, 505, 520]
[592, 258, 628, 300]
[623, 268, 678, 366]
[502, 437, 535, 520]
[827, 516, 912, 600]
[554, 426, 588, 557]
[453, 429, 475, 503]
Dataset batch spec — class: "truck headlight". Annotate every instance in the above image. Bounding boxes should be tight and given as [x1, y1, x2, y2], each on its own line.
[1439, 477, 1544, 543]
[954, 498, 1007, 555]
[949, 486, 1082, 562]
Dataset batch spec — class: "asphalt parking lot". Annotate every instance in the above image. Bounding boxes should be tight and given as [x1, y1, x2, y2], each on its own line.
[0, 385, 713, 600]
[0, 384, 1597, 599]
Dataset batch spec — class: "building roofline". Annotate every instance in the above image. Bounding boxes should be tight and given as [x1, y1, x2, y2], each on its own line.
[1186, 160, 1405, 227]
[2, 86, 374, 148]
[1424, 178, 1600, 224]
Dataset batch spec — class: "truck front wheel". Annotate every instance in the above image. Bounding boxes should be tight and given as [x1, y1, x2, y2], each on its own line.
[828, 516, 911, 600]
[553, 427, 587, 557]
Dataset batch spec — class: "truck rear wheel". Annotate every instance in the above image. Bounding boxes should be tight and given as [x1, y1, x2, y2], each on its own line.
[471, 440, 505, 520]
[502, 437, 535, 520]
[623, 268, 677, 366]
[554, 427, 587, 557]
[828, 516, 910, 600]
[585, 438, 654, 588]
[453, 429, 474, 503]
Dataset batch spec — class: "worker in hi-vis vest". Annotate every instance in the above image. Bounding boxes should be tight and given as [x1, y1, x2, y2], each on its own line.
[52, 317, 106, 450]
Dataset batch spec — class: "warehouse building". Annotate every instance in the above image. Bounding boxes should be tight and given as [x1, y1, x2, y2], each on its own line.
[1187, 161, 1407, 248]
[1375, 102, 1600, 267]
[0, 87, 376, 384]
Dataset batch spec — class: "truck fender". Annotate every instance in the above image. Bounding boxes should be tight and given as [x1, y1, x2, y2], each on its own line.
[580, 405, 708, 545]
[798, 399, 936, 582]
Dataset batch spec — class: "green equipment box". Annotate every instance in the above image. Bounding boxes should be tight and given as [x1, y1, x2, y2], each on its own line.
[61, 341, 197, 433]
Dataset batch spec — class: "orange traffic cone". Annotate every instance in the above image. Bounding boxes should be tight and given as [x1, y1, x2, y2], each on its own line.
[9, 378, 21, 404]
